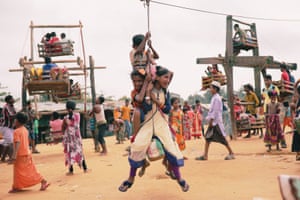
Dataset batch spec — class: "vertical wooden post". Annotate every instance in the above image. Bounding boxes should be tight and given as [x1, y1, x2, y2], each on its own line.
[225, 15, 237, 139]
[22, 67, 27, 110]
[21, 57, 27, 110]
[89, 56, 96, 106]
[251, 23, 261, 97]
[30, 21, 34, 61]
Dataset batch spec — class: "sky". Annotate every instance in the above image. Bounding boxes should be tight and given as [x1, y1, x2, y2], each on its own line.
[1, 0, 300, 101]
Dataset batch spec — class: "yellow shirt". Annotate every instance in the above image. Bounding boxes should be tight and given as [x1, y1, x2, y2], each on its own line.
[244, 91, 259, 115]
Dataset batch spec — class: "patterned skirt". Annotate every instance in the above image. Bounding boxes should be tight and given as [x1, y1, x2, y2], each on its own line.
[264, 114, 284, 145]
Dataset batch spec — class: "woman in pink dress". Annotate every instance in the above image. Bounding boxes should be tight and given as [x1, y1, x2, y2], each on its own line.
[62, 101, 88, 175]
[49, 112, 63, 144]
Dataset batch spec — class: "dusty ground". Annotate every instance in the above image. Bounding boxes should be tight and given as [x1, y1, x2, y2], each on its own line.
[0, 133, 299, 200]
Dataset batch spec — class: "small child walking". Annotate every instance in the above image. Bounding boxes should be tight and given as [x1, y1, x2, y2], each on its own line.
[114, 118, 125, 144]
[89, 111, 99, 152]
[264, 91, 284, 152]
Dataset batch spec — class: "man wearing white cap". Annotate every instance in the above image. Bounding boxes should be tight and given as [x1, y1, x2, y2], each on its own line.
[195, 81, 235, 160]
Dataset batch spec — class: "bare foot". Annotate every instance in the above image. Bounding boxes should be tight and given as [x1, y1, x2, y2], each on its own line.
[138, 161, 150, 177]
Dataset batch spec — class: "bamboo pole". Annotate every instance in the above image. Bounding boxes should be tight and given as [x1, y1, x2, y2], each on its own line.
[89, 56, 96, 106]
[30, 21, 34, 61]
[225, 15, 237, 139]
[9, 66, 106, 72]
[22, 59, 79, 65]
[251, 23, 262, 97]
[30, 24, 82, 29]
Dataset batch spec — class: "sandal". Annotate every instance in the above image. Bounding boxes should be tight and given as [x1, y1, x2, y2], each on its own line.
[224, 154, 235, 160]
[178, 180, 189, 192]
[40, 182, 50, 191]
[195, 156, 207, 161]
[118, 180, 133, 192]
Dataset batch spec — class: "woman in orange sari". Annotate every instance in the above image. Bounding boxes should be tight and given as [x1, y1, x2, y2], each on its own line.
[169, 97, 186, 151]
[9, 112, 50, 193]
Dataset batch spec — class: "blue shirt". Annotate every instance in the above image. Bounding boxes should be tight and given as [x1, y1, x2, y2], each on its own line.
[43, 63, 57, 71]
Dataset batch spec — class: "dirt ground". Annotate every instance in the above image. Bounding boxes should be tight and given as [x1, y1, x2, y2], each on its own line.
[0, 132, 299, 200]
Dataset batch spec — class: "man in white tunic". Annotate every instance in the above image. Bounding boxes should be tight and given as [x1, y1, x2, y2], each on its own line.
[195, 81, 235, 160]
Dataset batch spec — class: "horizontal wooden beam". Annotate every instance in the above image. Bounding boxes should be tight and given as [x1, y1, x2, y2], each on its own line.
[266, 62, 297, 70]
[196, 57, 224, 65]
[30, 25, 82, 29]
[70, 66, 107, 70]
[231, 56, 274, 67]
[197, 55, 297, 71]
[69, 73, 84, 76]
[21, 59, 78, 65]
[9, 66, 106, 72]
[196, 56, 274, 68]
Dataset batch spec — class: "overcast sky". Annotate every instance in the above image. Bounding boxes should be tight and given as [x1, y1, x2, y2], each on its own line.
[1, 0, 300, 101]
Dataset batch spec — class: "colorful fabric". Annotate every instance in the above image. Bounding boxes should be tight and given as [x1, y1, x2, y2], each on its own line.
[129, 88, 184, 168]
[129, 49, 148, 68]
[191, 111, 202, 138]
[281, 71, 290, 82]
[63, 113, 84, 168]
[33, 119, 39, 135]
[50, 119, 63, 135]
[264, 114, 284, 145]
[183, 113, 192, 140]
[169, 109, 185, 151]
[89, 117, 96, 131]
[14, 126, 30, 156]
[283, 117, 293, 128]
[12, 125, 43, 189]
[12, 155, 43, 190]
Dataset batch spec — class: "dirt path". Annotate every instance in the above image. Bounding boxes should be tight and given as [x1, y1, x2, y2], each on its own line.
[0, 133, 298, 200]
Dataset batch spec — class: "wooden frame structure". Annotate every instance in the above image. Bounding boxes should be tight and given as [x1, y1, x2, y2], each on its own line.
[197, 15, 297, 138]
[9, 21, 106, 112]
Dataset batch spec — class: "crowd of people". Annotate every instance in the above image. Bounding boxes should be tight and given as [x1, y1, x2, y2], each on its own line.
[2, 30, 300, 196]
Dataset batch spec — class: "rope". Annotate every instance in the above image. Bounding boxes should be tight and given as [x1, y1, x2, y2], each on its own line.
[147, 0, 150, 32]
[20, 28, 30, 57]
[141, 0, 151, 31]
[150, 0, 300, 22]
